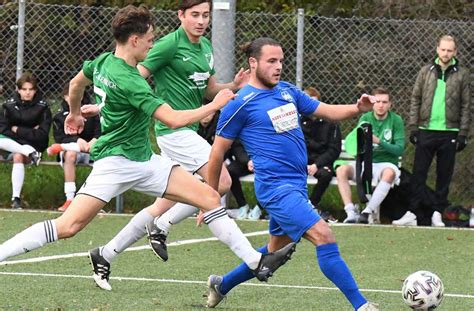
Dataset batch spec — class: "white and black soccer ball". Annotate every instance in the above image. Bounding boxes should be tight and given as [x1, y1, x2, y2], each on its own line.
[402, 270, 444, 310]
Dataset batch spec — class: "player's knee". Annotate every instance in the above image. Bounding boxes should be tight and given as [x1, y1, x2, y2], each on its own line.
[318, 169, 333, 183]
[336, 165, 350, 180]
[64, 151, 77, 163]
[56, 217, 85, 238]
[383, 168, 396, 182]
[305, 220, 336, 245]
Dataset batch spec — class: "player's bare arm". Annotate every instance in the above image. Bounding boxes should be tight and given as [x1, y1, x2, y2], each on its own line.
[153, 89, 236, 129]
[207, 136, 234, 191]
[65, 70, 92, 135]
[314, 94, 376, 122]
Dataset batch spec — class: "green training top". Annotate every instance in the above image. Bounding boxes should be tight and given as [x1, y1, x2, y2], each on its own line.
[423, 57, 458, 132]
[345, 111, 405, 165]
[83, 52, 165, 162]
[141, 27, 216, 136]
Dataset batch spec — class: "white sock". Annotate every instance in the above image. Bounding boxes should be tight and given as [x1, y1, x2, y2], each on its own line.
[64, 182, 76, 201]
[0, 138, 30, 156]
[203, 207, 261, 269]
[101, 208, 154, 263]
[11, 163, 25, 198]
[60, 142, 81, 152]
[154, 203, 199, 234]
[0, 220, 58, 262]
[344, 203, 355, 213]
[364, 181, 391, 213]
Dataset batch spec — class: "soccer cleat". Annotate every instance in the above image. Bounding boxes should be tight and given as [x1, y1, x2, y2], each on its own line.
[392, 211, 417, 226]
[431, 211, 445, 227]
[357, 302, 380, 311]
[343, 204, 360, 223]
[252, 242, 296, 282]
[206, 275, 226, 308]
[237, 204, 250, 219]
[47, 143, 63, 156]
[145, 223, 168, 262]
[11, 197, 22, 209]
[248, 205, 262, 220]
[28, 151, 41, 166]
[89, 247, 112, 291]
[357, 212, 370, 224]
[58, 200, 73, 212]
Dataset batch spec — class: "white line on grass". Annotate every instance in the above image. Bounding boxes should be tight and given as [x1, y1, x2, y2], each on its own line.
[0, 271, 473, 299]
[0, 230, 269, 266]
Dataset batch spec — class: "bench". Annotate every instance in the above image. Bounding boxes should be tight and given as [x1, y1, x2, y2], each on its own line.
[0, 158, 124, 213]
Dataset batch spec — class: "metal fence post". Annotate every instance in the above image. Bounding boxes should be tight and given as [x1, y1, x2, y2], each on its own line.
[296, 8, 304, 89]
[16, 0, 26, 80]
[211, 0, 236, 83]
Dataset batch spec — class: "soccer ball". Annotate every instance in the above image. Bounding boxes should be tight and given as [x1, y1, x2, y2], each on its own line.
[402, 270, 444, 310]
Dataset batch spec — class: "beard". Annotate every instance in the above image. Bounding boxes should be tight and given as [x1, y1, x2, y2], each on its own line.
[255, 68, 278, 89]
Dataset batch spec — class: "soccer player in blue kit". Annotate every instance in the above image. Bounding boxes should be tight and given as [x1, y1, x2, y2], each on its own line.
[205, 37, 379, 310]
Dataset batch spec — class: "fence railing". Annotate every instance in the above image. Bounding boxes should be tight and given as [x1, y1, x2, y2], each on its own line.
[0, 2, 472, 203]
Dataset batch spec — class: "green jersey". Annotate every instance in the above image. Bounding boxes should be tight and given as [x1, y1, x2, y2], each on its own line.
[359, 111, 405, 165]
[141, 27, 216, 136]
[82, 52, 165, 162]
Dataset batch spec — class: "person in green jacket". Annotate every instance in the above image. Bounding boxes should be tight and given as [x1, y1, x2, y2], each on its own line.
[393, 35, 471, 227]
[336, 87, 405, 224]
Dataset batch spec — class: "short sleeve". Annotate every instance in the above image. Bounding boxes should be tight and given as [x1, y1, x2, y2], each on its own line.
[293, 86, 319, 116]
[82, 60, 95, 80]
[140, 35, 176, 74]
[125, 75, 166, 117]
[216, 99, 247, 140]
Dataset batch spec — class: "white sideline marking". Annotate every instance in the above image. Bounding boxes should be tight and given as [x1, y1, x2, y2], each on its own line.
[0, 230, 269, 266]
[0, 271, 472, 299]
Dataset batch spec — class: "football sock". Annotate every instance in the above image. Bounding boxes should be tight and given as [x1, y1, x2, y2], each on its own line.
[61, 142, 81, 152]
[0, 138, 34, 156]
[220, 245, 268, 295]
[154, 203, 198, 234]
[0, 220, 58, 261]
[317, 243, 367, 309]
[204, 207, 261, 270]
[101, 208, 153, 263]
[64, 182, 76, 201]
[364, 181, 391, 213]
[11, 163, 25, 198]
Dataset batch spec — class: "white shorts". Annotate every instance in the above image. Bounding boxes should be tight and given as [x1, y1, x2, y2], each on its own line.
[347, 161, 401, 186]
[77, 154, 178, 203]
[59, 151, 91, 167]
[156, 130, 211, 174]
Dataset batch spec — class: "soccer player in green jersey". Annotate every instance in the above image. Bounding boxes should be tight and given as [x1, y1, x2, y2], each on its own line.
[336, 87, 405, 224]
[0, 5, 295, 291]
[100, 0, 249, 263]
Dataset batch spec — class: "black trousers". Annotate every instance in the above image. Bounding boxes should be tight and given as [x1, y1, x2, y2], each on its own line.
[410, 130, 457, 216]
[227, 160, 252, 207]
[309, 166, 334, 206]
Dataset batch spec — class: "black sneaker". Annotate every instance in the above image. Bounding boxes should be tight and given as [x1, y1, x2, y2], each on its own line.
[145, 223, 168, 262]
[89, 247, 112, 290]
[357, 212, 370, 224]
[28, 151, 41, 166]
[11, 197, 22, 209]
[252, 242, 296, 282]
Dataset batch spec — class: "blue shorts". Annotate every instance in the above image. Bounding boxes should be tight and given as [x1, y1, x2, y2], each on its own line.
[263, 185, 321, 242]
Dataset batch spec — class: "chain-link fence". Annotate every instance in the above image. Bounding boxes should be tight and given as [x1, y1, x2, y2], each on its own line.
[0, 2, 472, 203]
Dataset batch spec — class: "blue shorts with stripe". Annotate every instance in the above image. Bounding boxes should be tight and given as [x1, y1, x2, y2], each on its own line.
[262, 184, 321, 242]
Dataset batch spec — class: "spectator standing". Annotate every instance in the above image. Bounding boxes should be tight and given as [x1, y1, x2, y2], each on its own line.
[47, 83, 101, 212]
[301, 87, 341, 212]
[393, 35, 471, 227]
[0, 73, 51, 209]
[336, 87, 405, 224]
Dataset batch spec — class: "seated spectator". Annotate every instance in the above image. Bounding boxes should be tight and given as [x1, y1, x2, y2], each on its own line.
[301, 87, 342, 215]
[336, 87, 405, 224]
[0, 73, 52, 209]
[47, 83, 101, 211]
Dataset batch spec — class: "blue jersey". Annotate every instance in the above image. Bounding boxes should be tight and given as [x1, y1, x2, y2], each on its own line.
[217, 81, 319, 204]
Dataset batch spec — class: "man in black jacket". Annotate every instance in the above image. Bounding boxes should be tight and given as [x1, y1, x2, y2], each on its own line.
[47, 83, 101, 211]
[0, 73, 52, 209]
[302, 87, 342, 210]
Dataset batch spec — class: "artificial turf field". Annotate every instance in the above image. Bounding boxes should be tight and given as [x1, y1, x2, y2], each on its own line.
[0, 209, 473, 310]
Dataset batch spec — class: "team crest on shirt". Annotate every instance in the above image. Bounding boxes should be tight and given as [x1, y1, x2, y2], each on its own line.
[280, 90, 295, 103]
[383, 129, 392, 141]
[205, 53, 214, 69]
